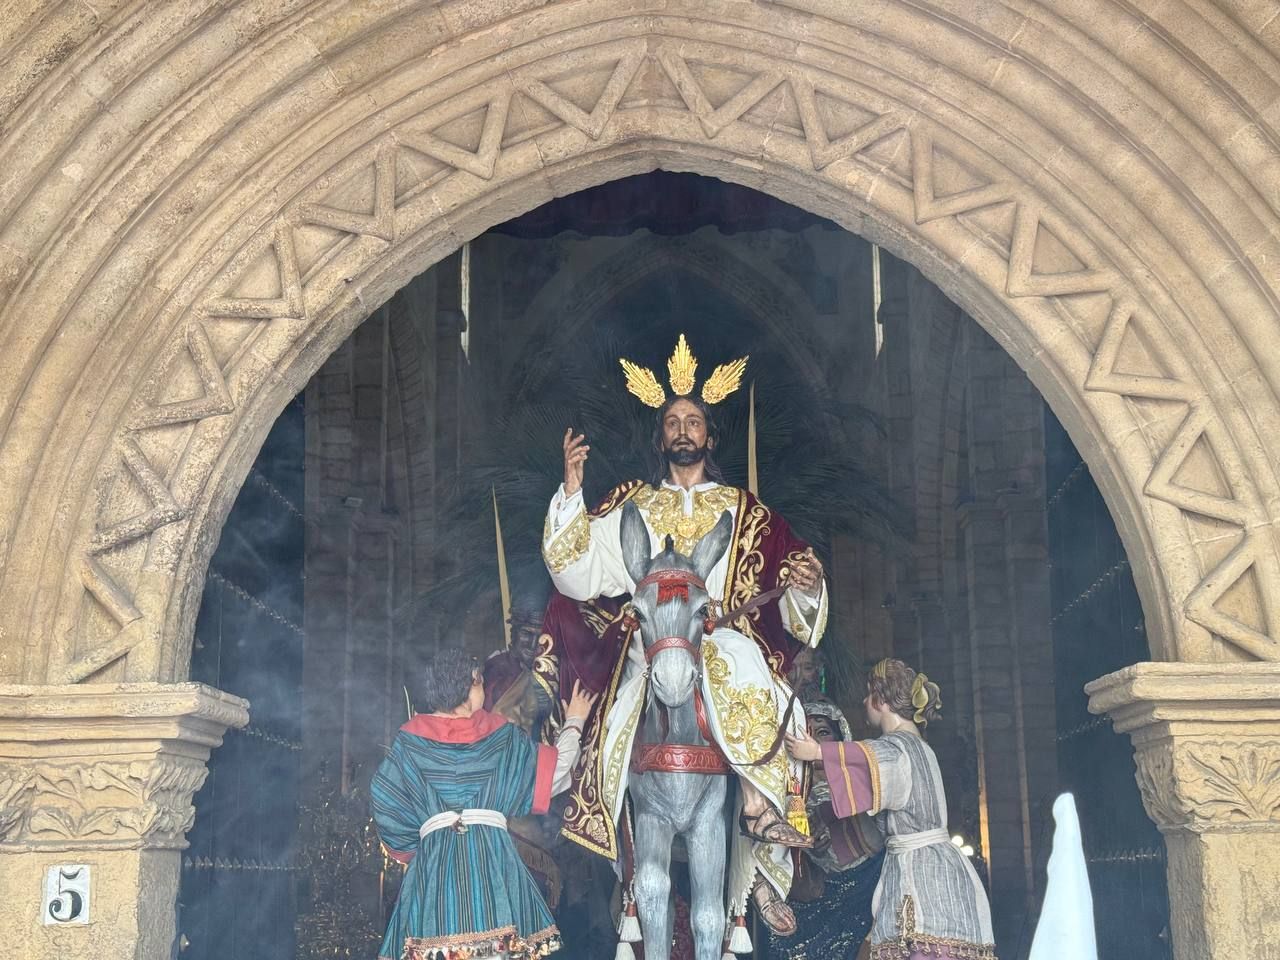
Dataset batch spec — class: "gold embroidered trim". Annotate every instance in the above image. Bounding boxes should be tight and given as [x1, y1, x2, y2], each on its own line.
[873, 896, 998, 960]
[600, 671, 645, 828]
[632, 484, 738, 555]
[724, 498, 772, 648]
[837, 741, 858, 815]
[590, 480, 644, 518]
[397, 922, 562, 959]
[543, 510, 590, 573]
[559, 613, 635, 859]
[869, 933, 997, 960]
[855, 740, 882, 813]
[703, 639, 788, 797]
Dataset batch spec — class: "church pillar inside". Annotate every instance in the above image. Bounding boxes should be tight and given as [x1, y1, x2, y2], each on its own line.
[1088, 663, 1280, 960]
[952, 320, 1058, 952]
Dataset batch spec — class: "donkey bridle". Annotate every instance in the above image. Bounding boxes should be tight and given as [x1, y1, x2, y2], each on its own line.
[630, 568, 799, 774]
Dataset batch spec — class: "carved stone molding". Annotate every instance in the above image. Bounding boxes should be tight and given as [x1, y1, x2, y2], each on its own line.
[1087, 662, 1280, 834]
[0, 4, 1270, 688]
[0, 683, 248, 852]
[1132, 738, 1280, 832]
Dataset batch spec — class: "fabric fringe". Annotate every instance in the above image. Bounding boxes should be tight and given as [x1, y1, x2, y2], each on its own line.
[869, 937, 999, 960]
[614, 941, 636, 960]
[401, 923, 561, 959]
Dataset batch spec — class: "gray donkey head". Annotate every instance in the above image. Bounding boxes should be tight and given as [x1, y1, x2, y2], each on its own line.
[620, 500, 734, 708]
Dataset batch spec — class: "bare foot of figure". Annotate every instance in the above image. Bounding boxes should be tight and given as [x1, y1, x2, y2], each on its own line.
[739, 806, 814, 848]
[751, 876, 798, 936]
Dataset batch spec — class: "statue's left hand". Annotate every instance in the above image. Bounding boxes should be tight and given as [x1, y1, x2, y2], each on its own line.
[790, 548, 824, 597]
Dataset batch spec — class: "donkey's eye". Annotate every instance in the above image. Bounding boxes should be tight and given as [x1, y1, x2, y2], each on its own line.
[696, 604, 710, 619]
[632, 609, 645, 623]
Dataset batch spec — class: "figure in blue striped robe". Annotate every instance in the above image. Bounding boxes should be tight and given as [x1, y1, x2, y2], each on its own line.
[372, 649, 594, 960]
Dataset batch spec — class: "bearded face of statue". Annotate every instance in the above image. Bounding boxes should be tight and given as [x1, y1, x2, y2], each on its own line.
[661, 397, 714, 466]
[790, 648, 822, 691]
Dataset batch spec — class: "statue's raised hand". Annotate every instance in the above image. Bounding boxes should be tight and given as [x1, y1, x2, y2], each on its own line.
[562, 428, 589, 497]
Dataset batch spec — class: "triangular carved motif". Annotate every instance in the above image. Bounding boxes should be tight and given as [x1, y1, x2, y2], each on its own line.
[81, 556, 143, 628]
[297, 144, 397, 242]
[657, 47, 782, 138]
[910, 130, 1016, 223]
[790, 76, 904, 171]
[129, 323, 234, 430]
[1144, 406, 1251, 525]
[204, 222, 305, 320]
[1085, 300, 1194, 402]
[1006, 202, 1116, 297]
[57, 586, 149, 681]
[397, 91, 512, 180]
[517, 47, 645, 141]
[90, 437, 185, 554]
[1185, 537, 1280, 661]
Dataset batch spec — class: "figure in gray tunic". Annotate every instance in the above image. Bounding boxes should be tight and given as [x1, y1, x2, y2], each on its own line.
[786, 658, 996, 960]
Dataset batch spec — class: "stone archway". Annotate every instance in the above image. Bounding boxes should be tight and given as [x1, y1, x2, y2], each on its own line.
[3, 3, 1280, 958]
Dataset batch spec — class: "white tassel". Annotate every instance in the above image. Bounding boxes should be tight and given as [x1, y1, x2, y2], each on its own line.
[722, 953, 735, 960]
[728, 918, 753, 954]
[619, 912, 642, 943]
[614, 941, 636, 960]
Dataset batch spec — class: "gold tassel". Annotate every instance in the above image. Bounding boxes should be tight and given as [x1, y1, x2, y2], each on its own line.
[785, 776, 809, 836]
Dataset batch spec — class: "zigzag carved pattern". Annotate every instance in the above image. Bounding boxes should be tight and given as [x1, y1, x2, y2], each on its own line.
[79, 40, 1276, 678]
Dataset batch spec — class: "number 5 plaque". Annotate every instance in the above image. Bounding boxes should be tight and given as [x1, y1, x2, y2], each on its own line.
[42, 865, 90, 925]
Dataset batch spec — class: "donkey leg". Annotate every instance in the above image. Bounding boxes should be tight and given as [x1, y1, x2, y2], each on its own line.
[634, 809, 677, 960]
[685, 781, 729, 960]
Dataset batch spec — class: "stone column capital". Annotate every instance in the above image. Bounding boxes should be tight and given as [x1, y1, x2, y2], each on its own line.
[1086, 662, 1280, 834]
[0, 683, 248, 852]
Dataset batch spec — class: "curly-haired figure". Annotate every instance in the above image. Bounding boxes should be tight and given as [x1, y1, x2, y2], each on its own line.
[786, 659, 996, 960]
[371, 646, 596, 960]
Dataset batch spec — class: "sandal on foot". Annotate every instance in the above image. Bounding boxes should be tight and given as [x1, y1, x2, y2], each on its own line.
[751, 877, 798, 937]
[739, 806, 814, 848]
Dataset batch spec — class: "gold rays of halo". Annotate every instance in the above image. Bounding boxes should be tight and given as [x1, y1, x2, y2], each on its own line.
[619, 335, 748, 407]
[701, 356, 749, 404]
[619, 358, 667, 407]
[667, 333, 697, 395]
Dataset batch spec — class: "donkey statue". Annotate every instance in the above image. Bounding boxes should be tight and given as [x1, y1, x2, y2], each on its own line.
[620, 500, 737, 960]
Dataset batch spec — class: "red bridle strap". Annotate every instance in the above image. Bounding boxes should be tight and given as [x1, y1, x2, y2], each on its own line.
[644, 635, 699, 662]
[634, 569, 707, 605]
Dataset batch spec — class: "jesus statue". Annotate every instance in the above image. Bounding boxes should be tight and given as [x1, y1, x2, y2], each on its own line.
[540, 335, 829, 936]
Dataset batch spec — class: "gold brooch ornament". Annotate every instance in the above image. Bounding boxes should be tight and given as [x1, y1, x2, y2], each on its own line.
[620, 334, 748, 408]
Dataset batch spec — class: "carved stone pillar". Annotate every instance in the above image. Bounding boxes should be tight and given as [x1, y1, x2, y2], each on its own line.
[1087, 662, 1280, 960]
[0, 683, 248, 960]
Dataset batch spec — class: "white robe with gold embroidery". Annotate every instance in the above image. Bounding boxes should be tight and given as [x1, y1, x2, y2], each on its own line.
[543, 480, 828, 905]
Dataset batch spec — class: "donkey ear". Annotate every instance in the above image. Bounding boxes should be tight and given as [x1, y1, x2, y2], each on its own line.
[690, 510, 733, 581]
[620, 500, 651, 585]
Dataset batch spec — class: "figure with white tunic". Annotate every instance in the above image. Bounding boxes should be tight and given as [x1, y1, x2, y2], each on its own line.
[371, 648, 597, 960]
[786, 658, 998, 960]
[541, 335, 830, 936]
